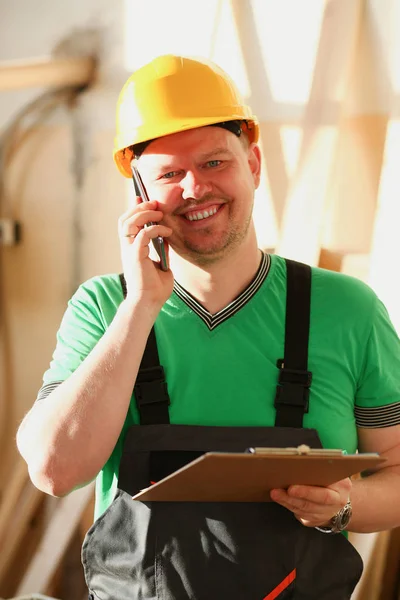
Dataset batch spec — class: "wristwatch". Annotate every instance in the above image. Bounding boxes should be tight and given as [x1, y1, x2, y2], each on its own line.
[315, 499, 352, 534]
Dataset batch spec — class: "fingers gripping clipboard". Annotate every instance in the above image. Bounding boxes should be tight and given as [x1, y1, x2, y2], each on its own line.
[132, 445, 385, 502]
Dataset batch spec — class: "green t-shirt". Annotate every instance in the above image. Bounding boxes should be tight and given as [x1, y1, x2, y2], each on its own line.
[38, 254, 400, 519]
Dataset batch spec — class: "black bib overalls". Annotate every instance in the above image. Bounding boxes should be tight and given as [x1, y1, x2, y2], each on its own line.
[82, 260, 363, 599]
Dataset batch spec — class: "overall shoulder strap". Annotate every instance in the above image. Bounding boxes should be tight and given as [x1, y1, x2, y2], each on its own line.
[119, 274, 170, 425]
[274, 259, 312, 428]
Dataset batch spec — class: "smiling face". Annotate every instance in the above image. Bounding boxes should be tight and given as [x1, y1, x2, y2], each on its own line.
[136, 125, 261, 266]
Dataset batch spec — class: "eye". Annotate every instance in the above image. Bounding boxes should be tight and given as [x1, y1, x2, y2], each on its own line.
[206, 160, 222, 168]
[161, 171, 180, 179]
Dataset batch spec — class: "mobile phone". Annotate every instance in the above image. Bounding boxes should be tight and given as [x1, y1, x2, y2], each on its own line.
[130, 163, 169, 271]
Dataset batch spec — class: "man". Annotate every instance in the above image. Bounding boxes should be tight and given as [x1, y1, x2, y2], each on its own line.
[17, 55, 400, 599]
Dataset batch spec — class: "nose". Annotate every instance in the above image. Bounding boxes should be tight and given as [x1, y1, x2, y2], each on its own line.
[180, 170, 212, 200]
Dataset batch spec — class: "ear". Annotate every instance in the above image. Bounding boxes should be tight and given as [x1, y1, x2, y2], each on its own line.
[248, 143, 262, 188]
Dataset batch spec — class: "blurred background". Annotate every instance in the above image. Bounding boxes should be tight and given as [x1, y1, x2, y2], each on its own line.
[0, 0, 399, 598]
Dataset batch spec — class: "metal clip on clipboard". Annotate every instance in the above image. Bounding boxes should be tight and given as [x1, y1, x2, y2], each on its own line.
[246, 445, 346, 457]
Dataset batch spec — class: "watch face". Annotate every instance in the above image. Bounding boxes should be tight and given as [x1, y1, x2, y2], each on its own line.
[341, 505, 352, 528]
[315, 501, 352, 534]
[335, 502, 352, 531]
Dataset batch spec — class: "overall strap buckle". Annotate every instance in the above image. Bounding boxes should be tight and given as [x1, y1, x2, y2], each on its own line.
[274, 363, 312, 419]
[135, 366, 170, 405]
[135, 365, 170, 426]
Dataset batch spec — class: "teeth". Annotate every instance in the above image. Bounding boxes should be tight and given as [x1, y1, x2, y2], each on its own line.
[186, 206, 218, 221]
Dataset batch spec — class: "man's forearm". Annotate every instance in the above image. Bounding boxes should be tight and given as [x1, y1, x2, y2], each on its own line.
[17, 298, 158, 496]
[348, 468, 400, 533]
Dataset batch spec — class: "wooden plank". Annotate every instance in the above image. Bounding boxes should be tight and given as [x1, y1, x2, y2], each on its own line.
[0, 459, 29, 540]
[276, 0, 364, 265]
[378, 527, 400, 600]
[350, 530, 391, 600]
[16, 482, 95, 595]
[0, 495, 47, 598]
[0, 479, 43, 583]
[369, 120, 400, 333]
[0, 57, 95, 92]
[318, 248, 344, 272]
[78, 492, 95, 541]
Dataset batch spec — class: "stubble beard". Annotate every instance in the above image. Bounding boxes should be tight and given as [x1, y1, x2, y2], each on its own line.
[178, 209, 254, 267]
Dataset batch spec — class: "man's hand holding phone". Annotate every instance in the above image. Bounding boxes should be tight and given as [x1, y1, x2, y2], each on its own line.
[131, 164, 169, 272]
[118, 196, 174, 312]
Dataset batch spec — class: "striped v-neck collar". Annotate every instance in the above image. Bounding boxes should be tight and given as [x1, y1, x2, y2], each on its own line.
[173, 253, 271, 330]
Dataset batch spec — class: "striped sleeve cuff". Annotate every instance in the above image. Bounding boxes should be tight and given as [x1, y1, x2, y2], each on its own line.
[35, 381, 63, 402]
[355, 402, 400, 428]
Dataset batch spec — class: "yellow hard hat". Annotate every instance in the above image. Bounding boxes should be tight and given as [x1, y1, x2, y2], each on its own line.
[113, 54, 259, 177]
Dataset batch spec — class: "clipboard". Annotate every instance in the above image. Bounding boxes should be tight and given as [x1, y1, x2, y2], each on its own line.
[132, 446, 385, 502]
